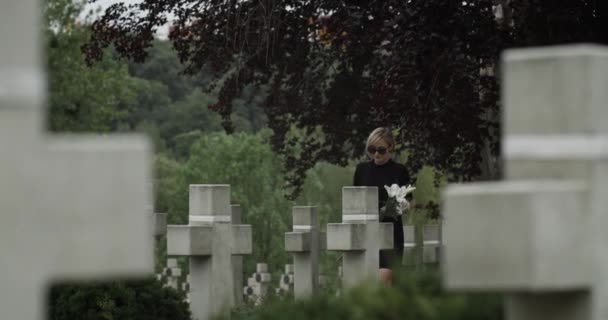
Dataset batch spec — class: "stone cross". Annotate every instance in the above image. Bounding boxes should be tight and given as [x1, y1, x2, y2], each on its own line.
[153, 212, 168, 237]
[163, 258, 182, 290]
[243, 277, 260, 302]
[253, 263, 272, 295]
[403, 224, 442, 266]
[243, 263, 271, 305]
[182, 275, 191, 302]
[167, 185, 252, 320]
[285, 206, 325, 298]
[326, 187, 393, 289]
[231, 204, 244, 306]
[277, 264, 294, 294]
[443, 45, 608, 320]
[0, 2, 153, 319]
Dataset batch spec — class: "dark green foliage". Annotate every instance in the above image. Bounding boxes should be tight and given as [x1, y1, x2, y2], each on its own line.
[46, 0, 136, 133]
[48, 277, 191, 320]
[83, 0, 608, 198]
[216, 270, 502, 320]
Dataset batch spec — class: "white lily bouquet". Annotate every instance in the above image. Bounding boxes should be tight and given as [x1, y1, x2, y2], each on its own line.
[381, 184, 416, 220]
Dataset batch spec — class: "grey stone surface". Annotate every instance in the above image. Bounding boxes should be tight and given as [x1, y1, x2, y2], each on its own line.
[167, 185, 252, 320]
[403, 224, 443, 266]
[285, 206, 321, 298]
[327, 187, 393, 289]
[244, 264, 271, 305]
[167, 225, 214, 256]
[278, 264, 295, 293]
[189, 185, 231, 219]
[0, 2, 153, 319]
[153, 212, 167, 237]
[443, 181, 588, 290]
[163, 258, 182, 290]
[167, 258, 178, 268]
[231, 204, 244, 306]
[502, 45, 608, 135]
[341, 187, 379, 221]
[442, 45, 608, 320]
[285, 231, 312, 251]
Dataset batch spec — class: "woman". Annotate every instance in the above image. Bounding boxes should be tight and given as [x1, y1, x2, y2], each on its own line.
[353, 127, 411, 286]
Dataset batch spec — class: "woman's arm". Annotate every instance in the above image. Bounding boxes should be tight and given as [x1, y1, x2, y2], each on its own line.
[353, 164, 361, 186]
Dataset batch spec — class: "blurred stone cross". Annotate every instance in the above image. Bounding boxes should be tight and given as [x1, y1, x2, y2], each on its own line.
[443, 45, 608, 320]
[0, 2, 153, 319]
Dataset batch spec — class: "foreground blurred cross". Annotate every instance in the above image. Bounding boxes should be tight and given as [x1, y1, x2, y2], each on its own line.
[0, 2, 153, 319]
[443, 45, 608, 320]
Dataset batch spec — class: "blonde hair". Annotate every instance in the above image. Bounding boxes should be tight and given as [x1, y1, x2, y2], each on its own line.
[365, 127, 395, 157]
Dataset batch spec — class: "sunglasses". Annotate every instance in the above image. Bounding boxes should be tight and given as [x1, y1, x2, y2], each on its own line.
[367, 146, 388, 155]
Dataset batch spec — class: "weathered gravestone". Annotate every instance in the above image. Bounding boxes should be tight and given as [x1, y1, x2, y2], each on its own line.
[327, 187, 393, 289]
[163, 258, 182, 290]
[443, 45, 608, 320]
[231, 204, 244, 306]
[285, 206, 326, 298]
[0, 2, 153, 319]
[182, 275, 191, 302]
[276, 264, 294, 294]
[167, 185, 252, 320]
[153, 212, 168, 237]
[243, 263, 271, 305]
[403, 224, 442, 267]
[253, 262, 272, 298]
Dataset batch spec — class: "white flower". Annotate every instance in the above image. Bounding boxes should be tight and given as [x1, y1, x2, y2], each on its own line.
[384, 184, 416, 215]
[384, 184, 400, 198]
[397, 200, 410, 213]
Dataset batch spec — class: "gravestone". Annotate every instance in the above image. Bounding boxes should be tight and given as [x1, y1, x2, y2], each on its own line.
[153, 212, 168, 237]
[243, 277, 260, 303]
[253, 263, 272, 299]
[243, 263, 271, 305]
[182, 275, 191, 302]
[163, 258, 182, 290]
[167, 185, 252, 320]
[277, 264, 294, 294]
[443, 45, 608, 320]
[326, 187, 393, 289]
[285, 206, 324, 298]
[403, 224, 442, 266]
[0, 2, 153, 319]
[231, 204, 244, 305]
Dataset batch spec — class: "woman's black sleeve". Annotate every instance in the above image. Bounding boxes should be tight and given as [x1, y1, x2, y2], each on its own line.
[353, 164, 361, 186]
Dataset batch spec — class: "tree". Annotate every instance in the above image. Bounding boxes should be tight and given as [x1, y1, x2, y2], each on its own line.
[83, 0, 608, 197]
[49, 278, 191, 320]
[168, 131, 291, 273]
[127, 40, 212, 102]
[45, 0, 138, 132]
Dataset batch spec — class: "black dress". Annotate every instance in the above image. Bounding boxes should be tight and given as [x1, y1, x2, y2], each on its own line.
[353, 159, 410, 268]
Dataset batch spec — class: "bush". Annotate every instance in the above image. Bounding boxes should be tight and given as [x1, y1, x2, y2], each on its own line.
[215, 269, 503, 320]
[48, 277, 191, 320]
